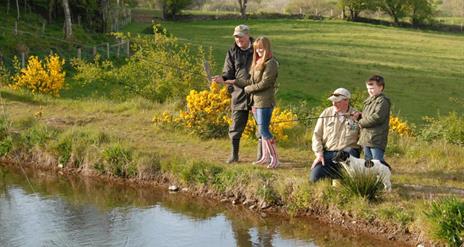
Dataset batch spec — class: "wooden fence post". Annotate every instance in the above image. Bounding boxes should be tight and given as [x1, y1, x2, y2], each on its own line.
[21, 52, 25, 68]
[77, 48, 81, 59]
[126, 40, 130, 57]
[42, 22, 46, 34]
[116, 41, 120, 58]
[93, 46, 97, 57]
[106, 42, 110, 59]
[14, 21, 18, 35]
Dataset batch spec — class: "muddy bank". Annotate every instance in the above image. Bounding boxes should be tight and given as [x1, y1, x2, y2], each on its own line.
[0, 154, 431, 247]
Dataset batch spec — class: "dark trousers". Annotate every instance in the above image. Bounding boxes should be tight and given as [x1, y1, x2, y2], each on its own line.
[309, 148, 361, 182]
[228, 110, 249, 140]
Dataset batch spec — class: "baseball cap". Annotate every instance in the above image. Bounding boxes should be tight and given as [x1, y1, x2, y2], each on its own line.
[233, 24, 249, 37]
[328, 88, 351, 102]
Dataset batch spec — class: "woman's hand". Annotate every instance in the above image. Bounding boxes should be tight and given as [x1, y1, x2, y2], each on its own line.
[225, 80, 236, 85]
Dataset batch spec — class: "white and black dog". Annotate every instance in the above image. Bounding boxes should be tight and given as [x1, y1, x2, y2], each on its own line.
[332, 150, 392, 191]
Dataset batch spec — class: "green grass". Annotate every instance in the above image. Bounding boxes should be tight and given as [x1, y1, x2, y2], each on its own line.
[123, 19, 464, 124]
[437, 17, 464, 25]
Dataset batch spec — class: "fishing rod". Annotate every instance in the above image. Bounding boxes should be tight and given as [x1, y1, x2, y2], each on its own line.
[261, 113, 358, 125]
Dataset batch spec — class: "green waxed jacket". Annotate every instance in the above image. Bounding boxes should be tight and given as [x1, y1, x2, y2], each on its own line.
[235, 57, 278, 108]
[358, 93, 391, 151]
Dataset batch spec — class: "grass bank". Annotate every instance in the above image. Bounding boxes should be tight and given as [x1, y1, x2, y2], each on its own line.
[1, 88, 464, 246]
[122, 18, 464, 124]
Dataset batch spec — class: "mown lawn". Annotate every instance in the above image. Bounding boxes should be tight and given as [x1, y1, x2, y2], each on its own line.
[123, 19, 464, 124]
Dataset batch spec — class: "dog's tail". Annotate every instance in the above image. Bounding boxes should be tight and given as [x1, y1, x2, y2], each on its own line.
[380, 160, 392, 171]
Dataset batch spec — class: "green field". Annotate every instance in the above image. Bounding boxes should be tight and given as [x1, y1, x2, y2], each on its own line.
[123, 19, 464, 123]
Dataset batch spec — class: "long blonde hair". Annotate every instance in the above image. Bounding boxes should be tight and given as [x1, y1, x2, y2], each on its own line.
[252, 36, 272, 72]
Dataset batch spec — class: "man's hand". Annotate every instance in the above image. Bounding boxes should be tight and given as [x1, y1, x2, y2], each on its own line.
[212, 75, 224, 83]
[311, 153, 325, 170]
[351, 111, 362, 121]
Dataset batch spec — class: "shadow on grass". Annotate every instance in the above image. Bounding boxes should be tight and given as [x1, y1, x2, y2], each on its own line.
[0, 90, 44, 105]
[396, 183, 464, 200]
[395, 170, 464, 199]
[60, 79, 126, 101]
[397, 170, 464, 183]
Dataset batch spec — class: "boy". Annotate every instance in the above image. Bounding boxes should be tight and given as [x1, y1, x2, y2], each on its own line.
[357, 75, 391, 162]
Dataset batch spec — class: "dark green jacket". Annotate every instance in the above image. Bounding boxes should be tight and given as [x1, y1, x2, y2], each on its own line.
[358, 93, 391, 151]
[222, 39, 254, 111]
[235, 57, 278, 108]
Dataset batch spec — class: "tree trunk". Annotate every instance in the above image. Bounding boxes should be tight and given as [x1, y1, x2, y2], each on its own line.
[237, 0, 248, 19]
[15, 0, 20, 20]
[62, 0, 73, 39]
[48, 0, 55, 23]
[101, 0, 109, 32]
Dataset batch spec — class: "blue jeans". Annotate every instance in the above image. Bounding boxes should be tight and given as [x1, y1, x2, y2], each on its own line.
[253, 107, 273, 140]
[364, 147, 385, 162]
[309, 147, 360, 182]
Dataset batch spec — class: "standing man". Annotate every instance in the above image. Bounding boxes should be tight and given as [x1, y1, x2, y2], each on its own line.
[214, 24, 259, 163]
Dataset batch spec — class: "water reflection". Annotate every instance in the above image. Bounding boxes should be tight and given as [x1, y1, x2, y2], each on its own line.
[0, 165, 407, 247]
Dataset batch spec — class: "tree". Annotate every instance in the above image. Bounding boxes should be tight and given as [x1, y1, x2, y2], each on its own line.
[62, 0, 73, 39]
[237, 0, 248, 18]
[379, 0, 408, 24]
[339, 0, 373, 20]
[159, 0, 192, 20]
[407, 0, 434, 26]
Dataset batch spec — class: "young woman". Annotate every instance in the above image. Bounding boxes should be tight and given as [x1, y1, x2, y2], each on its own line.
[224, 36, 280, 168]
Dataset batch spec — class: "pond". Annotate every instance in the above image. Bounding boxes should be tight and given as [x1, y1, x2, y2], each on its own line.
[0, 165, 406, 247]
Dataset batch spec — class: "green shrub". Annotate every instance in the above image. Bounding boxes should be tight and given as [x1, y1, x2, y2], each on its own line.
[74, 29, 214, 103]
[102, 144, 135, 177]
[424, 197, 464, 247]
[340, 169, 384, 202]
[0, 62, 12, 85]
[420, 112, 464, 145]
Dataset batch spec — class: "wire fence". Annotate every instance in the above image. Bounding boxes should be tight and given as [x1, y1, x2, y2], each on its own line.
[0, 22, 131, 68]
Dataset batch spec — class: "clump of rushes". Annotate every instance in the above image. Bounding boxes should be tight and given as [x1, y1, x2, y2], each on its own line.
[102, 143, 135, 177]
[340, 169, 384, 202]
[424, 197, 464, 247]
[53, 129, 110, 168]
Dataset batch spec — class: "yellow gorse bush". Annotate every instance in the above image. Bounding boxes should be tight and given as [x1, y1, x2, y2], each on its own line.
[12, 54, 65, 96]
[389, 115, 412, 136]
[233, 107, 298, 141]
[153, 82, 298, 140]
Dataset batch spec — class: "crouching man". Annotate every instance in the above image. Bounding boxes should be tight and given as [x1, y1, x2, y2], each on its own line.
[309, 88, 361, 182]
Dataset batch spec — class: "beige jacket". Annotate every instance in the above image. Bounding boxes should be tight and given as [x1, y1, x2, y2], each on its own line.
[312, 106, 360, 155]
[235, 57, 278, 108]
